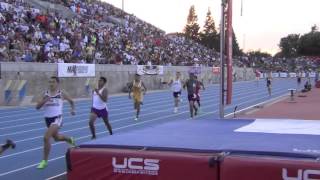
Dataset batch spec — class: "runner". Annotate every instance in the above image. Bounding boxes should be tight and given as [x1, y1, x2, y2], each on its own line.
[89, 77, 113, 140]
[255, 69, 261, 86]
[0, 139, 15, 155]
[168, 72, 182, 113]
[128, 74, 147, 121]
[36, 76, 76, 169]
[297, 73, 302, 88]
[183, 73, 198, 118]
[194, 75, 205, 113]
[266, 77, 272, 96]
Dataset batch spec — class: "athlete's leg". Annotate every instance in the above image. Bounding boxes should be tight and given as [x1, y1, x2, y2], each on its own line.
[173, 93, 179, 113]
[197, 97, 201, 107]
[102, 116, 113, 135]
[37, 125, 59, 169]
[193, 101, 198, 116]
[268, 86, 272, 96]
[136, 101, 141, 119]
[89, 112, 98, 139]
[53, 132, 74, 145]
[44, 125, 60, 160]
[189, 100, 194, 118]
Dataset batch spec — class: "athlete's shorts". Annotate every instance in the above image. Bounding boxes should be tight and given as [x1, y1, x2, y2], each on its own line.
[173, 91, 181, 98]
[196, 94, 200, 101]
[188, 94, 197, 101]
[45, 115, 63, 128]
[133, 93, 144, 104]
[91, 107, 109, 118]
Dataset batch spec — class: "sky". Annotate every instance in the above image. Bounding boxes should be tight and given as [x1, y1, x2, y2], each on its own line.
[103, 0, 320, 55]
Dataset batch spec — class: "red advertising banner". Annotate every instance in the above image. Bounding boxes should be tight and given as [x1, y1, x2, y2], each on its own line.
[212, 67, 221, 74]
[226, 0, 233, 105]
[67, 148, 219, 180]
[221, 155, 320, 180]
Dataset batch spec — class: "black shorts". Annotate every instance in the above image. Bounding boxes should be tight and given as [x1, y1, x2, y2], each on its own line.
[45, 115, 62, 128]
[188, 94, 197, 101]
[173, 91, 181, 98]
[196, 94, 200, 101]
[91, 107, 109, 118]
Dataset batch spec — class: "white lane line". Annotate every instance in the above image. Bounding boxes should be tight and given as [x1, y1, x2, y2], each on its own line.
[45, 172, 66, 180]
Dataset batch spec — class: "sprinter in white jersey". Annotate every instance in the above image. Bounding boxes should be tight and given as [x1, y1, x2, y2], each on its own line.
[36, 76, 75, 169]
[168, 72, 182, 113]
[89, 77, 113, 139]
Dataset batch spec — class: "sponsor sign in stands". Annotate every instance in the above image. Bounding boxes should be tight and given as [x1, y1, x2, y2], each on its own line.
[289, 73, 297, 78]
[58, 63, 95, 77]
[137, 65, 164, 75]
[280, 72, 288, 78]
[308, 72, 316, 78]
[212, 67, 220, 74]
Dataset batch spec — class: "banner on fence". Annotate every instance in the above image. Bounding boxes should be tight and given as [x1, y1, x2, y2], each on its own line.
[137, 65, 164, 75]
[58, 63, 95, 77]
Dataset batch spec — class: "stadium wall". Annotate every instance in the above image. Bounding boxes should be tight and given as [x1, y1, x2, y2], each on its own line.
[0, 62, 255, 106]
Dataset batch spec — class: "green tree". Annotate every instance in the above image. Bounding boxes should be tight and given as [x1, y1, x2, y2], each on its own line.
[311, 24, 319, 33]
[232, 30, 242, 56]
[247, 50, 272, 69]
[200, 8, 219, 50]
[183, 5, 200, 42]
[247, 50, 272, 58]
[278, 34, 300, 57]
[211, 29, 242, 56]
[298, 25, 320, 56]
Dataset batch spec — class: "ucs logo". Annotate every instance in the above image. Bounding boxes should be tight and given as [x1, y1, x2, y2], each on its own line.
[112, 157, 160, 171]
[282, 168, 320, 180]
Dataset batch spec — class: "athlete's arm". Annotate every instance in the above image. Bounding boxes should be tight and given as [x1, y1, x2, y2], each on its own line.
[142, 82, 147, 94]
[128, 82, 133, 98]
[183, 80, 188, 89]
[200, 81, 205, 90]
[62, 90, 75, 115]
[36, 93, 50, 110]
[168, 79, 173, 86]
[101, 88, 108, 102]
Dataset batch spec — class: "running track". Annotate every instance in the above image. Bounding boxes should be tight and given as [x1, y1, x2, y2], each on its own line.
[0, 79, 304, 180]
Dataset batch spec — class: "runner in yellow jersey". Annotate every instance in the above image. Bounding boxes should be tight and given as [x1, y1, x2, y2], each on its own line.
[128, 74, 147, 121]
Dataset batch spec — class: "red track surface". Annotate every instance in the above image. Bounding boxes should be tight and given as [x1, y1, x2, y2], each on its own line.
[238, 88, 320, 120]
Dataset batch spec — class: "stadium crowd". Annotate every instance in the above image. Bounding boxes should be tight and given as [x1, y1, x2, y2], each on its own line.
[0, 0, 220, 67]
[0, 0, 319, 72]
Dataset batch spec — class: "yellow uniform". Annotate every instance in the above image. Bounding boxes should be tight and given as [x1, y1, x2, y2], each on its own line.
[132, 80, 143, 103]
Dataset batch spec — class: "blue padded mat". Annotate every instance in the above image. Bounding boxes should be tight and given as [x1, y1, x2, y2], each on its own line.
[80, 119, 320, 159]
